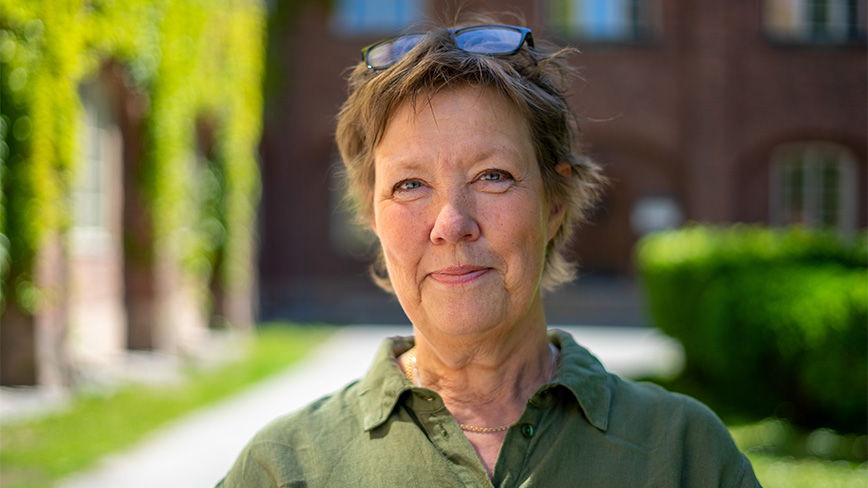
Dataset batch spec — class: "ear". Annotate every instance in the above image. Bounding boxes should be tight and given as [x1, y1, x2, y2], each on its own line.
[370, 216, 379, 237]
[546, 163, 572, 241]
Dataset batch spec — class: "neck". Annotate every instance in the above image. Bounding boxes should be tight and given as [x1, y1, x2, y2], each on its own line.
[408, 313, 554, 428]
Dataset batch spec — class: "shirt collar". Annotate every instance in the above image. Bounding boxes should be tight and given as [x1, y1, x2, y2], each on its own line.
[546, 328, 612, 432]
[357, 335, 415, 431]
[356, 329, 612, 432]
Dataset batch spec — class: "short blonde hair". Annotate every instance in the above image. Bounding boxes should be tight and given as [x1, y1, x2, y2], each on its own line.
[335, 14, 606, 293]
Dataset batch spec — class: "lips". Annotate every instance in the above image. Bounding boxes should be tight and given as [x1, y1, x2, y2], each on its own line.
[429, 265, 490, 286]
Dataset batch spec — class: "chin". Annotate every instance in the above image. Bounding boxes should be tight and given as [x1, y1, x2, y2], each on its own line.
[419, 293, 511, 337]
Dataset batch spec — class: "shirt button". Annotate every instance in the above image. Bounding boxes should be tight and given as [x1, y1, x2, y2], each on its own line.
[521, 423, 535, 438]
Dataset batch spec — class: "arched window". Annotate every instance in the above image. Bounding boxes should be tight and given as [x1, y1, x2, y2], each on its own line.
[75, 80, 121, 245]
[69, 76, 127, 362]
[770, 142, 858, 231]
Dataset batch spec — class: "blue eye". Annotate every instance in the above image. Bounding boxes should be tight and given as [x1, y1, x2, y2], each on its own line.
[480, 170, 511, 182]
[397, 180, 422, 191]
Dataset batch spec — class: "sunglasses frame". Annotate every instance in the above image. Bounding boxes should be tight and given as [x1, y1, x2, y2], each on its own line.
[361, 24, 535, 70]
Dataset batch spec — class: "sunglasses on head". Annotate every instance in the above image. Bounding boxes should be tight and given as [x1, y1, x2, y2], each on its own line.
[361, 24, 534, 70]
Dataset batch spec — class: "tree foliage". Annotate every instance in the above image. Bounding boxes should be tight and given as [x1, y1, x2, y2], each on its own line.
[0, 0, 266, 316]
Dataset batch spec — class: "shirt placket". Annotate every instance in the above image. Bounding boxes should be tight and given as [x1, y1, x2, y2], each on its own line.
[492, 387, 559, 487]
[405, 388, 495, 487]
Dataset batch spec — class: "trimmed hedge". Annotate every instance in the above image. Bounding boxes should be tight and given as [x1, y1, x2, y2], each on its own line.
[636, 225, 867, 433]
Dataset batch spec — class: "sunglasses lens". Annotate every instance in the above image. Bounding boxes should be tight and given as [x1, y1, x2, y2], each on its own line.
[366, 34, 426, 69]
[455, 27, 525, 54]
[362, 26, 531, 70]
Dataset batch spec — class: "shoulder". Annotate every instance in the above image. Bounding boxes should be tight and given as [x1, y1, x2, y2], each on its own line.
[606, 377, 760, 486]
[217, 335, 412, 487]
[611, 376, 717, 421]
[608, 377, 730, 443]
[217, 381, 365, 488]
[251, 379, 365, 446]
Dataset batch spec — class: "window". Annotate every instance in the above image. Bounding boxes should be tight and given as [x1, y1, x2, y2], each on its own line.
[763, 0, 867, 43]
[72, 79, 122, 257]
[75, 82, 120, 236]
[547, 0, 654, 42]
[331, 0, 425, 36]
[630, 195, 684, 236]
[77, 111, 107, 230]
[770, 143, 858, 231]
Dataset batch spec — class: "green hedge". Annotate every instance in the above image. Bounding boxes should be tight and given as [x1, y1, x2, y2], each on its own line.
[635, 225, 867, 433]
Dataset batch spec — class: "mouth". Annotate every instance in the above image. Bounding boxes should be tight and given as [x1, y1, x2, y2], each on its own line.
[429, 265, 490, 286]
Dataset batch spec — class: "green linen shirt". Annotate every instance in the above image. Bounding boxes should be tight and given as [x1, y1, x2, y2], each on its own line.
[217, 329, 760, 487]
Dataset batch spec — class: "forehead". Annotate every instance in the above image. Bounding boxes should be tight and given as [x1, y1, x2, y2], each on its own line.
[377, 85, 531, 155]
[402, 84, 521, 121]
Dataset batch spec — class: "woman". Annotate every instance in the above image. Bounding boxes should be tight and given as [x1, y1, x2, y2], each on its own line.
[218, 16, 760, 487]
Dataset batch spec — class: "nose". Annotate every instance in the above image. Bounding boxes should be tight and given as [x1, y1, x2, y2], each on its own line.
[430, 194, 480, 244]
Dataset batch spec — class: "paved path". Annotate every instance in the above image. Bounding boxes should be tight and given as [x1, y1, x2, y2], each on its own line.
[56, 325, 682, 488]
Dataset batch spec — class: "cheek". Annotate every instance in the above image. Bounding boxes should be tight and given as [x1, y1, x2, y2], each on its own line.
[484, 197, 547, 245]
[483, 198, 549, 279]
[377, 204, 430, 264]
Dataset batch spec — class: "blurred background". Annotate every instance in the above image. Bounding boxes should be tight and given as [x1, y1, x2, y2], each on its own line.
[1, 0, 866, 487]
[257, 0, 866, 325]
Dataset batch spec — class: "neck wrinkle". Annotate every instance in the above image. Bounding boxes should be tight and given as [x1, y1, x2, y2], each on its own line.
[411, 323, 553, 423]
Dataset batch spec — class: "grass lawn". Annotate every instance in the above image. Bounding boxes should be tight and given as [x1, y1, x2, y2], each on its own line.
[0, 324, 332, 488]
[746, 454, 867, 488]
[730, 418, 868, 487]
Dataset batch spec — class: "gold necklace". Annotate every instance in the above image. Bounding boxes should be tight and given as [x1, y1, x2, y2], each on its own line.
[401, 344, 559, 434]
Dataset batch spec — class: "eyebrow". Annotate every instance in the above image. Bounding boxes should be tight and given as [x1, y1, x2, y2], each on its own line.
[378, 144, 523, 171]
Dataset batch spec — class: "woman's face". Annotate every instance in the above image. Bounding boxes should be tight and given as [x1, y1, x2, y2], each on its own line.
[372, 86, 566, 340]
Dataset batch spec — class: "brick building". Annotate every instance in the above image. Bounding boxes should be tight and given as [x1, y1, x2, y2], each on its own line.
[258, 0, 866, 322]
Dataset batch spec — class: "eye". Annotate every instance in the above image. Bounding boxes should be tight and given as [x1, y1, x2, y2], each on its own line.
[478, 169, 513, 182]
[474, 169, 515, 193]
[395, 179, 423, 192]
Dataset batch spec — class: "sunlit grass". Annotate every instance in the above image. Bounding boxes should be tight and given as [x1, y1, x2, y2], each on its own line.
[730, 418, 868, 487]
[0, 324, 332, 488]
[746, 454, 867, 488]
